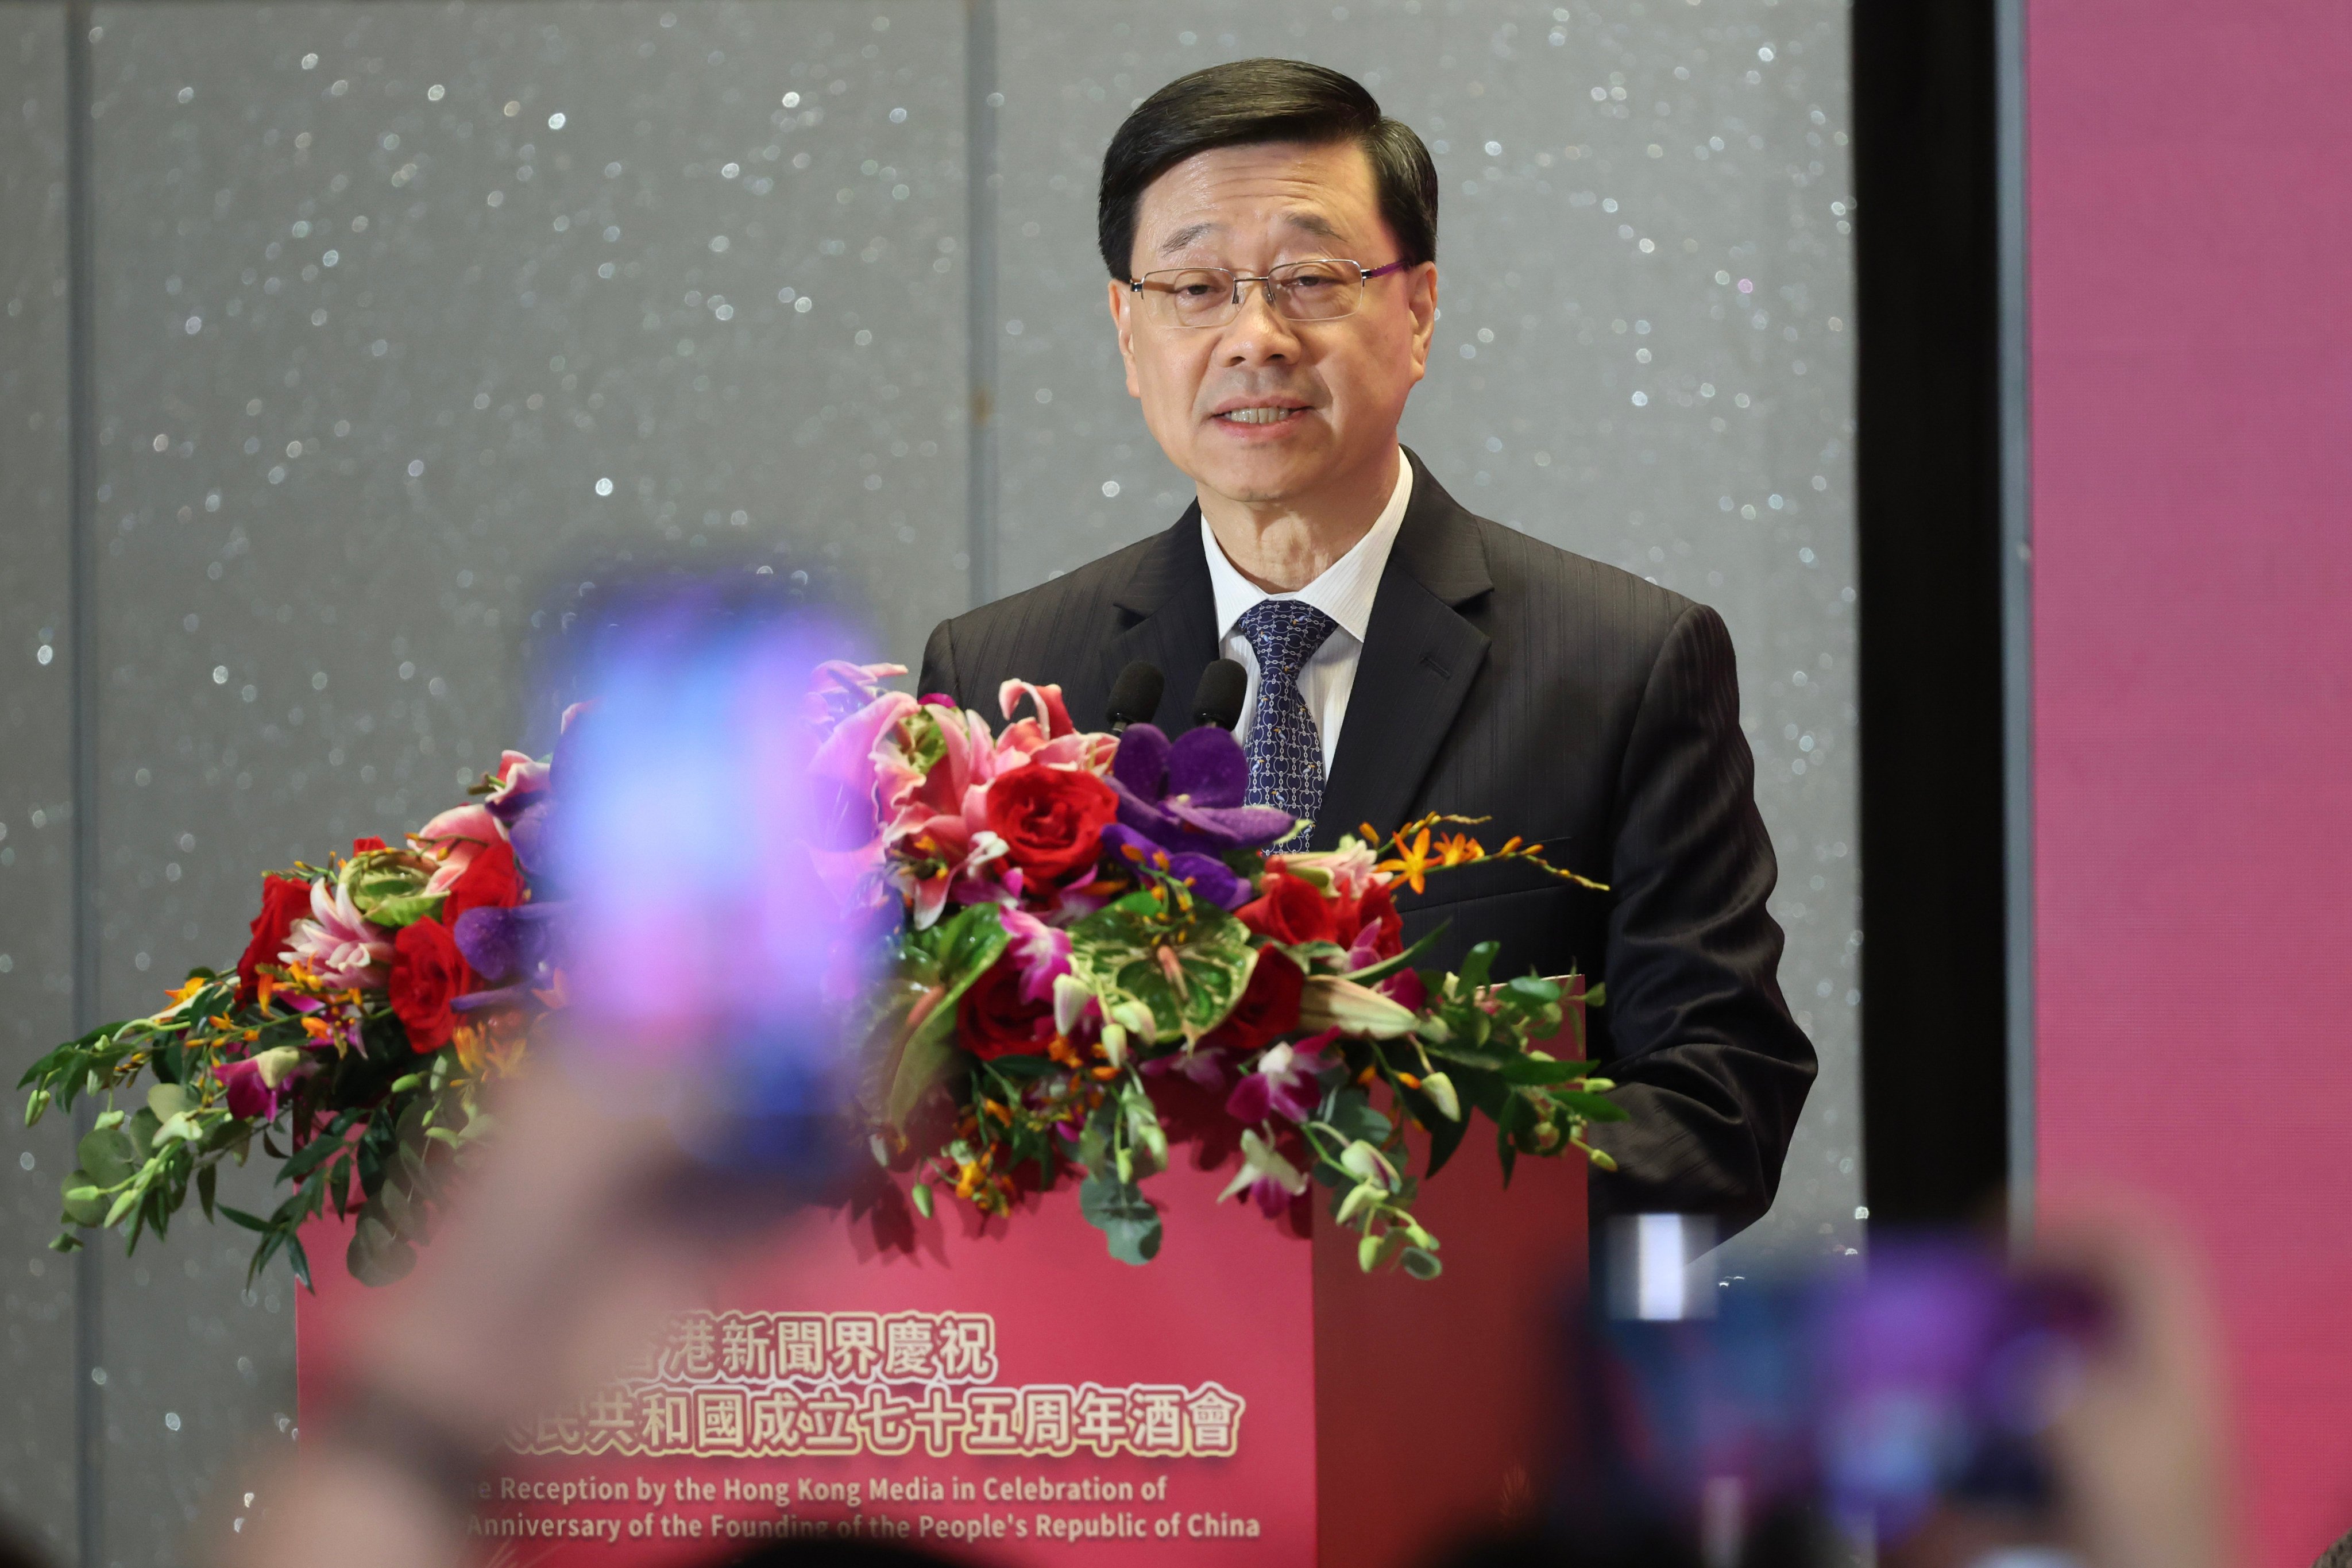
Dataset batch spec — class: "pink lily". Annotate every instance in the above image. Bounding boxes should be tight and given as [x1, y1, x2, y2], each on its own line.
[415, 801, 505, 896]
[281, 878, 393, 989]
[999, 907, 1071, 1004]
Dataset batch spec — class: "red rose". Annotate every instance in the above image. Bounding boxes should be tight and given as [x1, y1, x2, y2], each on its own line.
[1205, 948, 1304, 1053]
[235, 875, 316, 1005]
[983, 763, 1119, 885]
[388, 917, 474, 1053]
[441, 835, 524, 926]
[955, 953, 1055, 1060]
[351, 836, 388, 853]
[1236, 868, 1338, 946]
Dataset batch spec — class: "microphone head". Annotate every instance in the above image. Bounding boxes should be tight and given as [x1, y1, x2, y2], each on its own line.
[1104, 659, 1165, 733]
[1191, 659, 1249, 732]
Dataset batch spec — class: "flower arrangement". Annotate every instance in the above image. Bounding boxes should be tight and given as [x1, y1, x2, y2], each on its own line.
[20, 665, 1624, 1288]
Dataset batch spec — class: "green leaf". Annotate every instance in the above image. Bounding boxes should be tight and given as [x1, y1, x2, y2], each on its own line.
[217, 1203, 271, 1233]
[197, 1163, 218, 1222]
[1319, 1087, 1392, 1148]
[146, 1083, 192, 1122]
[1067, 896, 1257, 1043]
[1455, 941, 1499, 999]
[1281, 940, 1352, 973]
[347, 1204, 416, 1285]
[365, 892, 444, 929]
[284, 1231, 314, 1292]
[1339, 923, 1447, 988]
[1551, 1090, 1631, 1123]
[1505, 974, 1562, 1007]
[1077, 1170, 1163, 1266]
[78, 1127, 137, 1189]
[1400, 1245, 1444, 1280]
[1494, 1055, 1582, 1086]
[982, 1055, 1059, 1083]
[277, 1130, 347, 1187]
[883, 903, 1010, 1125]
[126, 1107, 161, 1161]
[1422, 1106, 1470, 1180]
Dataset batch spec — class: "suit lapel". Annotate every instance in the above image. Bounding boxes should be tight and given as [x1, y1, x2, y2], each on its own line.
[1311, 451, 1493, 851]
[1100, 504, 1222, 732]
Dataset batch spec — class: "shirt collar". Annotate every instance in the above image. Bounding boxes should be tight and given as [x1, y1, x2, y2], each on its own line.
[1200, 449, 1413, 646]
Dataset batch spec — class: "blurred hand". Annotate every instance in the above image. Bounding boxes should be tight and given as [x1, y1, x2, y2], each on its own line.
[2034, 1201, 2236, 1568]
[226, 1051, 759, 1568]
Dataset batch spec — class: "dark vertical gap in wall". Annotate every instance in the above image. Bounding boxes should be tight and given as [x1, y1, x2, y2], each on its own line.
[1994, 0, 2035, 1243]
[62, 2, 103, 1564]
[1851, 0, 2010, 1226]
[964, 0, 998, 611]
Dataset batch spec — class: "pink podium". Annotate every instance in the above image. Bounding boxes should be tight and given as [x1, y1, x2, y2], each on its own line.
[299, 1134, 1585, 1567]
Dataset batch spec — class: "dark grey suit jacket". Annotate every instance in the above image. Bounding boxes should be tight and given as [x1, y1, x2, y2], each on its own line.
[918, 450, 1814, 1232]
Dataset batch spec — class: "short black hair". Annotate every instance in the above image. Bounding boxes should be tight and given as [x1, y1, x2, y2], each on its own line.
[1097, 59, 1439, 280]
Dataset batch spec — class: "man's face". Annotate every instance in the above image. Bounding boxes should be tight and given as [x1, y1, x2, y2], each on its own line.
[1109, 139, 1438, 509]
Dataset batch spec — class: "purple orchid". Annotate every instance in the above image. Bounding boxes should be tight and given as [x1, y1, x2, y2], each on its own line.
[1224, 1034, 1335, 1126]
[450, 902, 565, 1011]
[1106, 724, 1293, 857]
[1216, 1129, 1311, 1218]
[215, 1045, 310, 1121]
[1099, 827, 1252, 910]
[484, 701, 592, 874]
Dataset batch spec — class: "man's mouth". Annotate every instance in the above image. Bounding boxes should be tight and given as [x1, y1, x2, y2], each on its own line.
[1215, 406, 1307, 426]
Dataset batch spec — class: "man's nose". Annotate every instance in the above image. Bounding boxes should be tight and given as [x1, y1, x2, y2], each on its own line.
[1216, 280, 1301, 366]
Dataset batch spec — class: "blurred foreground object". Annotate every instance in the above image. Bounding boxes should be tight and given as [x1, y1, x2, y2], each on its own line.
[1450, 1212, 2236, 1568]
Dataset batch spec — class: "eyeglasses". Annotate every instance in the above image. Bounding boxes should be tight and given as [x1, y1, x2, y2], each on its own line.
[1127, 258, 1408, 329]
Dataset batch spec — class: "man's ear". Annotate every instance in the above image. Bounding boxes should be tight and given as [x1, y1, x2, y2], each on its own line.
[1405, 262, 1439, 386]
[1109, 278, 1143, 399]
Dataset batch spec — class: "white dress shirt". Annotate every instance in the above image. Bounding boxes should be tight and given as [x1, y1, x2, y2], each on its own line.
[1200, 450, 1413, 774]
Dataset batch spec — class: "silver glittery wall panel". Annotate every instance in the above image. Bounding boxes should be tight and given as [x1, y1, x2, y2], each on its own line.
[991, 0, 1859, 1274]
[0, 11, 82, 1562]
[76, 3, 963, 1559]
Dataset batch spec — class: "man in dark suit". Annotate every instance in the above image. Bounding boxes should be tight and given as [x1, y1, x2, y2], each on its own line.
[919, 60, 1813, 1233]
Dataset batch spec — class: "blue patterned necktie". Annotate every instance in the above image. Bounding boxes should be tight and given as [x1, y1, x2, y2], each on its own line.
[1236, 599, 1339, 848]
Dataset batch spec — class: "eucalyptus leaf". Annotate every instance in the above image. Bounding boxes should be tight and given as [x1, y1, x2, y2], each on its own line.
[60, 1172, 107, 1227]
[1077, 1170, 1163, 1266]
[77, 1127, 137, 1189]
[1400, 1245, 1444, 1280]
[127, 1107, 161, 1160]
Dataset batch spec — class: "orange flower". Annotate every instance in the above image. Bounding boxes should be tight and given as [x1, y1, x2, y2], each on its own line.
[1377, 827, 1436, 894]
[1433, 832, 1485, 869]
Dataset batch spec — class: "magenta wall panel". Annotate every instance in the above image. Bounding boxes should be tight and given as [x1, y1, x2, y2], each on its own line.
[2029, 5, 2352, 1564]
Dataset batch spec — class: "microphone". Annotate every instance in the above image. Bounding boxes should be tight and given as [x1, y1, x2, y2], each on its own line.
[1191, 659, 1248, 732]
[1104, 661, 1165, 735]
